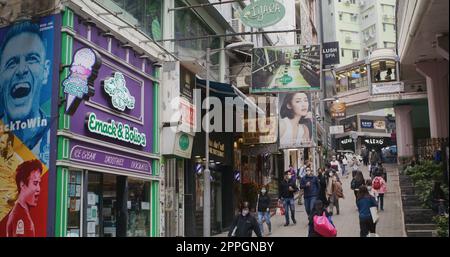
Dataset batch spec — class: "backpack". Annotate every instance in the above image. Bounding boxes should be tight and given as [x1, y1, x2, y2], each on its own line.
[351, 179, 357, 190]
[373, 177, 382, 190]
[313, 212, 337, 237]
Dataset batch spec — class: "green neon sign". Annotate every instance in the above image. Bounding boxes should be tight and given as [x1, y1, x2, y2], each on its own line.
[179, 134, 190, 151]
[87, 112, 146, 147]
[241, 0, 285, 29]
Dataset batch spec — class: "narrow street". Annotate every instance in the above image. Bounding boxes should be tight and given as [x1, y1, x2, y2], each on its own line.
[216, 164, 405, 237]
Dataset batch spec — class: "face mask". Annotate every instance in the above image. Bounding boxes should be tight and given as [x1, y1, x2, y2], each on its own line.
[261, 190, 266, 194]
[242, 210, 249, 216]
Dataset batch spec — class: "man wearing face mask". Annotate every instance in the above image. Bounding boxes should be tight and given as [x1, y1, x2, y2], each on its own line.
[257, 187, 272, 235]
[279, 171, 298, 226]
[228, 202, 262, 237]
[300, 167, 320, 217]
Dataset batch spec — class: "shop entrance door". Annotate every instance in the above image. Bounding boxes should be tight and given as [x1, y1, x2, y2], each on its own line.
[164, 158, 178, 237]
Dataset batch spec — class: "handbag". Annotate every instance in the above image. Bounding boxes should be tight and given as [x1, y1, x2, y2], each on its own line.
[275, 202, 285, 216]
[313, 212, 337, 237]
[370, 206, 379, 223]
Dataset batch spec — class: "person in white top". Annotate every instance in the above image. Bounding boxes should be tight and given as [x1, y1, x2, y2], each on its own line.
[329, 155, 342, 176]
[279, 93, 312, 148]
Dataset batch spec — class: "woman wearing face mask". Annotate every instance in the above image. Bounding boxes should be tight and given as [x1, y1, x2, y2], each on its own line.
[300, 167, 320, 217]
[228, 202, 262, 237]
[257, 187, 272, 235]
[279, 93, 312, 148]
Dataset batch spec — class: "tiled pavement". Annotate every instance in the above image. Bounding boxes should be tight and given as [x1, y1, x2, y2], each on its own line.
[214, 164, 406, 237]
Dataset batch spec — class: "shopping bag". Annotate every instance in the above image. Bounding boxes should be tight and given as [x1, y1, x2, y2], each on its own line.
[313, 212, 337, 237]
[370, 206, 379, 223]
[276, 202, 285, 216]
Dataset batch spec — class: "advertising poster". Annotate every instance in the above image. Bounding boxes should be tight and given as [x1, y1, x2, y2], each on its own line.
[251, 45, 320, 93]
[278, 92, 314, 149]
[0, 15, 57, 237]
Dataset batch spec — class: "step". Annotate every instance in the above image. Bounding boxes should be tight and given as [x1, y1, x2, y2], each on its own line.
[404, 211, 435, 224]
[400, 186, 416, 194]
[406, 224, 437, 231]
[406, 230, 435, 237]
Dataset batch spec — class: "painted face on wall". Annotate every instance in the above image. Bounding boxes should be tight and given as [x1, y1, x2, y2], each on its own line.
[0, 32, 50, 121]
[20, 169, 41, 207]
[288, 93, 309, 117]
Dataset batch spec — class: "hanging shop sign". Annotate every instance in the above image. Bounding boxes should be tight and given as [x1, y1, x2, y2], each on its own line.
[371, 81, 404, 95]
[330, 102, 346, 118]
[63, 47, 102, 115]
[103, 72, 135, 111]
[341, 138, 353, 145]
[322, 41, 340, 67]
[240, 0, 286, 29]
[364, 138, 385, 145]
[209, 139, 225, 158]
[70, 145, 152, 175]
[360, 120, 374, 129]
[373, 120, 386, 130]
[329, 125, 344, 135]
[86, 112, 146, 147]
[174, 132, 193, 159]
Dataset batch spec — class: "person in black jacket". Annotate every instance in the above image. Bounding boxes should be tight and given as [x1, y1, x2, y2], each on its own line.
[300, 167, 321, 216]
[257, 187, 272, 235]
[278, 171, 298, 226]
[317, 168, 329, 207]
[228, 202, 262, 237]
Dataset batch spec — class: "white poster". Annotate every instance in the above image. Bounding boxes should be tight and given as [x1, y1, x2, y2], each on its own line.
[87, 222, 96, 233]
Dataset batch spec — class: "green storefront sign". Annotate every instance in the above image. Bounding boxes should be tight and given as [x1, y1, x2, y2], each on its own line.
[87, 112, 147, 147]
[179, 133, 190, 151]
[241, 0, 285, 29]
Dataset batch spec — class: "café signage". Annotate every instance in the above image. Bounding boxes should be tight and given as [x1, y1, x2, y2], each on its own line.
[70, 145, 151, 174]
[241, 0, 286, 29]
[330, 102, 346, 118]
[86, 112, 146, 147]
[63, 47, 102, 115]
[103, 72, 135, 111]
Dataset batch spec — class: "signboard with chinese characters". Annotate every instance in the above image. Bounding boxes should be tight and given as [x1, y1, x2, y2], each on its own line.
[209, 140, 225, 158]
[240, 0, 286, 29]
[329, 125, 344, 135]
[330, 102, 346, 118]
[373, 120, 386, 130]
[243, 117, 278, 145]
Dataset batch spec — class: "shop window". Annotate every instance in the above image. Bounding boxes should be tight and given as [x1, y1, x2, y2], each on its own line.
[67, 171, 83, 237]
[86, 172, 103, 237]
[371, 60, 397, 83]
[98, 0, 163, 40]
[127, 179, 151, 237]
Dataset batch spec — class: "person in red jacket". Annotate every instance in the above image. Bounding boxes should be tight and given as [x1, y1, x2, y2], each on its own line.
[6, 160, 42, 237]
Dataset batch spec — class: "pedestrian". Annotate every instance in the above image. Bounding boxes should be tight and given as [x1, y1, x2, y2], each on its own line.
[297, 161, 309, 205]
[300, 167, 320, 217]
[366, 179, 379, 199]
[356, 186, 378, 237]
[376, 161, 387, 182]
[370, 149, 380, 166]
[372, 170, 387, 211]
[341, 155, 348, 178]
[308, 200, 334, 237]
[350, 156, 361, 178]
[257, 187, 272, 235]
[228, 202, 262, 237]
[317, 168, 329, 207]
[279, 171, 298, 226]
[330, 155, 342, 176]
[361, 146, 369, 166]
[351, 171, 365, 204]
[327, 170, 343, 215]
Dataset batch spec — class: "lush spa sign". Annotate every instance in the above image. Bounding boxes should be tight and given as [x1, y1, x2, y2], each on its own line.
[241, 0, 285, 28]
[86, 112, 146, 147]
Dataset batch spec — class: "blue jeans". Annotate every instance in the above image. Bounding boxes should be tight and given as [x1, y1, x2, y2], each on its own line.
[258, 211, 271, 233]
[282, 198, 296, 224]
[304, 196, 317, 217]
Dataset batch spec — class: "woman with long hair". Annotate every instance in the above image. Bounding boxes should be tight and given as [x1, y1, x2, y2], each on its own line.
[351, 170, 365, 204]
[279, 93, 312, 147]
[356, 186, 378, 237]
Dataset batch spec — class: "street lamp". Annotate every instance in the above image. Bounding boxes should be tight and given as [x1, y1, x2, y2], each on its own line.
[204, 41, 254, 237]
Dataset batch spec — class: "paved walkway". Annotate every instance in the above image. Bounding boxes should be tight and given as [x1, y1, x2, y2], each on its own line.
[214, 164, 406, 237]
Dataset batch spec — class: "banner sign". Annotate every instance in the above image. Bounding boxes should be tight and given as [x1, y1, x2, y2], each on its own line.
[240, 0, 286, 29]
[0, 15, 60, 237]
[329, 125, 344, 135]
[372, 81, 404, 95]
[251, 45, 320, 93]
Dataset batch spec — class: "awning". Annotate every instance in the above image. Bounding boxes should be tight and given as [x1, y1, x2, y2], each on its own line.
[196, 77, 265, 115]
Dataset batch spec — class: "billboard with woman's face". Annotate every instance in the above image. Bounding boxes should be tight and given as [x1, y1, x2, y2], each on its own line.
[278, 92, 314, 149]
[0, 15, 58, 237]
